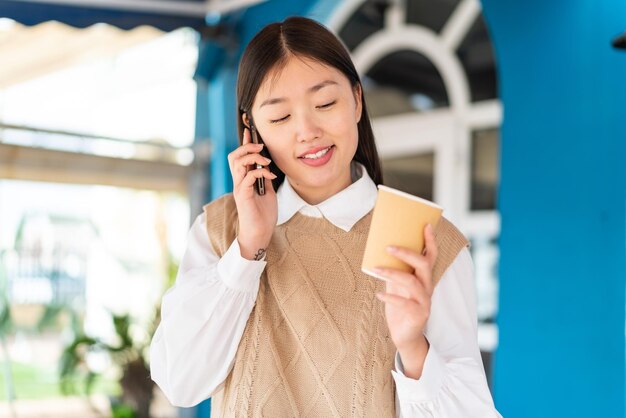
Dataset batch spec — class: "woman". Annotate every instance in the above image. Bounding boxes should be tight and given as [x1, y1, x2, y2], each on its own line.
[150, 16, 501, 417]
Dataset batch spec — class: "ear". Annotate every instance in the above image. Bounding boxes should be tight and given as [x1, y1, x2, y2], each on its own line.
[242, 112, 251, 129]
[353, 84, 363, 124]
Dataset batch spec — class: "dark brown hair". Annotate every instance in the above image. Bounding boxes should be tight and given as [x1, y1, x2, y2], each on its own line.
[236, 16, 383, 189]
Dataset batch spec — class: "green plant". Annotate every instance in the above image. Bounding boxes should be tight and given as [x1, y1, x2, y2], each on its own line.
[58, 247, 178, 418]
[112, 403, 137, 418]
[59, 311, 157, 418]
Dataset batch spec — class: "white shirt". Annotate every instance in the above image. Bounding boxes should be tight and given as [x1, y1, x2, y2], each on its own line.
[150, 166, 502, 417]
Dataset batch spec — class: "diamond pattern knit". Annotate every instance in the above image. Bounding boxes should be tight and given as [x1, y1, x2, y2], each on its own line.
[203, 194, 468, 418]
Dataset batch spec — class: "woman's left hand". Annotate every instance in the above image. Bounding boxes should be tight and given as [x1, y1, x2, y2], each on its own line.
[374, 224, 438, 378]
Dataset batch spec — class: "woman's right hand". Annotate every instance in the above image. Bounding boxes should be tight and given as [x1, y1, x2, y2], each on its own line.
[228, 127, 278, 260]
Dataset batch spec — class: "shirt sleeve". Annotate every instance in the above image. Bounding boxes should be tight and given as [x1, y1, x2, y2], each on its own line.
[391, 248, 502, 417]
[149, 213, 266, 407]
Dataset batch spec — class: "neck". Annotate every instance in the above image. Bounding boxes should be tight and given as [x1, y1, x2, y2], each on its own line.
[288, 174, 352, 205]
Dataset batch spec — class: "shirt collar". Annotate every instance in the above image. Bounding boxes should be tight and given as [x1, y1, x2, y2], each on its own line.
[276, 163, 378, 232]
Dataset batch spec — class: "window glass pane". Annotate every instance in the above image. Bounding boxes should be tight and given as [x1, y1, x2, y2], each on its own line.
[364, 50, 449, 118]
[456, 15, 498, 102]
[338, 0, 386, 51]
[471, 234, 499, 389]
[406, 0, 460, 33]
[382, 153, 434, 201]
[470, 235, 499, 323]
[470, 128, 499, 210]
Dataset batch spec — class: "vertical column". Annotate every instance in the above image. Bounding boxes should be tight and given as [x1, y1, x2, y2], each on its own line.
[481, 0, 626, 416]
[190, 77, 211, 218]
[207, 64, 238, 200]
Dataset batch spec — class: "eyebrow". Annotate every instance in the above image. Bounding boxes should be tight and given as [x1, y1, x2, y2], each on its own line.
[259, 80, 338, 108]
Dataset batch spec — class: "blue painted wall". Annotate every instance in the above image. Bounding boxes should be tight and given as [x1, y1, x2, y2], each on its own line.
[480, 1, 626, 416]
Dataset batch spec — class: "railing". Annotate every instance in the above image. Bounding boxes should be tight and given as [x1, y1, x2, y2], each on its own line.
[0, 122, 198, 165]
[1, 247, 86, 306]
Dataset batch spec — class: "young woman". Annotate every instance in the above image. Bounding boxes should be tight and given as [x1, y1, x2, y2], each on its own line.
[150, 16, 501, 418]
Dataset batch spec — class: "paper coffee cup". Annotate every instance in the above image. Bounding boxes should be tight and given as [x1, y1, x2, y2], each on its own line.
[361, 185, 443, 280]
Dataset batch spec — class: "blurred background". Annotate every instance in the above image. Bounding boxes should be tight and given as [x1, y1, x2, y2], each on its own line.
[0, 0, 624, 417]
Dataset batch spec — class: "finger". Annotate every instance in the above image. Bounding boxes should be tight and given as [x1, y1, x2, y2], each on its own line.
[375, 292, 428, 315]
[228, 143, 264, 168]
[238, 168, 277, 195]
[234, 153, 272, 170]
[227, 141, 264, 166]
[229, 149, 270, 185]
[239, 168, 277, 191]
[373, 267, 428, 301]
[386, 246, 433, 294]
[242, 126, 251, 145]
[423, 224, 439, 265]
[233, 155, 272, 188]
[386, 246, 430, 275]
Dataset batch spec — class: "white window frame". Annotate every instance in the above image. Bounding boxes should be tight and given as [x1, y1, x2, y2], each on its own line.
[327, 0, 502, 352]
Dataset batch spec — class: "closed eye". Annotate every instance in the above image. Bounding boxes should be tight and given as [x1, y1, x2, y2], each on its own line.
[269, 101, 336, 123]
[270, 115, 289, 124]
[317, 101, 336, 109]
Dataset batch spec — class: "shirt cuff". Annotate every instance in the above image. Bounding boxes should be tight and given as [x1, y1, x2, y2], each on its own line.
[391, 344, 446, 403]
[216, 239, 267, 293]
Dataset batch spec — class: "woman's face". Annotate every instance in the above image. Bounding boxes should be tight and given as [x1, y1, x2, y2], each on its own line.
[248, 55, 362, 205]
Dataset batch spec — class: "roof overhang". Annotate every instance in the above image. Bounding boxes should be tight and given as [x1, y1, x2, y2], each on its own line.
[0, 0, 264, 31]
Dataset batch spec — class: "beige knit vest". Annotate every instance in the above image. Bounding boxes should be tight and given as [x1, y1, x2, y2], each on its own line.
[203, 194, 469, 418]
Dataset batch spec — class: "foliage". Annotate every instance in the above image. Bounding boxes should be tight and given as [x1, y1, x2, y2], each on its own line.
[0, 252, 12, 336]
[0, 293, 11, 336]
[59, 312, 157, 418]
[58, 252, 178, 418]
[112, 403, 137, 418]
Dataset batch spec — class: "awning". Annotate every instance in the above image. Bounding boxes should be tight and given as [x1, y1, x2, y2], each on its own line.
[0, 0, 263, 31]
[0, 20, 165, 88]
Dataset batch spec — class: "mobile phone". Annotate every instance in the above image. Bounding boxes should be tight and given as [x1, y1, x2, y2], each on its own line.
[247, 115, 266, 195]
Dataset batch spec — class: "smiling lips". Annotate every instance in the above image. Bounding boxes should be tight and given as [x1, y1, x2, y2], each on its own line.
[298, 145, 335, 167]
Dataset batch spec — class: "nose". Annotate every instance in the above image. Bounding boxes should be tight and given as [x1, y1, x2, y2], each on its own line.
[295, 112, 322, 143]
